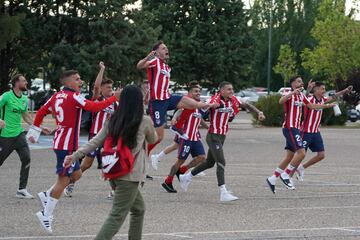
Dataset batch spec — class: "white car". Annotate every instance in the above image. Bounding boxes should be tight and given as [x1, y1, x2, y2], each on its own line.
[235, 90, 259, 104]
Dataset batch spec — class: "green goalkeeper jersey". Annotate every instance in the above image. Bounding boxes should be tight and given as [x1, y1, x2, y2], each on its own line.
[0, 90, 28, 137]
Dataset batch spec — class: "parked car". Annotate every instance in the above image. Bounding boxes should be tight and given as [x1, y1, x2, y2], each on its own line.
[347, 108, 359, 122]
[235, 90, 259, 104]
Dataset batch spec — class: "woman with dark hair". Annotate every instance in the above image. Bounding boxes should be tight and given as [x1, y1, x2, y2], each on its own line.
[64, 85, 158, 239]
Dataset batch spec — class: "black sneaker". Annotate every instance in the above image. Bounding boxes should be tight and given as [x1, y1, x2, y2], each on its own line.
[280, 175, 295, 190]
[146, 175, 153, 180]
[161, 182, 177, 193]
[175, 170, 181, 181]
[266, 178, 276, 194]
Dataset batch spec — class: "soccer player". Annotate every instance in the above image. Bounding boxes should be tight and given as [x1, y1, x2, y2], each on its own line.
[294, 81, 353, 181]
[63, 62, 117, 198]
[137, 41, 218, 154]
[0, 74, 51, 198]
[32, 70, 120, 233]
[150, 81, 207, 169]
[179, 81, 266, 202]
[266, 76, 337, 194]
[161, 84, 208, 193]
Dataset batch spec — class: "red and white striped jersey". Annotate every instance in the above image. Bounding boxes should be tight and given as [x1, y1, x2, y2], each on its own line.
[89, 97, 117, 134]
[282, 92, 310, 129]
[146, 57, 171, 100]
[34, 87, 117, 151]
[301, 96, 328, 133]
[208, 94, 241, 135]
[183, 109, 203, 141]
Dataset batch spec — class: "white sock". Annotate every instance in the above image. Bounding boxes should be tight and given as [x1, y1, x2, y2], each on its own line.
[44, 196, 58, 217]
[268, 175, 277, 184]
[286, 164, 295, 172]
[158, 151, 165, 161]
[275, 167, 284, 175]
[219, 184, 226, 192]
[281, 171, 290, 179]
[298, 164, 304, 170]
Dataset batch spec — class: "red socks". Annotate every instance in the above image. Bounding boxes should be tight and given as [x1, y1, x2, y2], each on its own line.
[165, 176, 174, 184]
[179, 166, 189, 174]
[148, 140, 160, 156]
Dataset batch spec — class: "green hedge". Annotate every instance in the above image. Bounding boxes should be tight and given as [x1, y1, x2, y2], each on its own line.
[251, 95, 347, 127]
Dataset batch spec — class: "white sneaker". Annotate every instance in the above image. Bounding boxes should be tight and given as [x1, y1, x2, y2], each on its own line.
[220, 190, 239, 202]
[280, 172, 295, 190]
[179, 174, 192, 192]
[197, 171, 206, 177]
[37, 191, 48, 208]
[63, 183, 75, 197]
[16, 189, 34, 199]
[289, 178, 295, 188]
[107, 190, 115, 200]
[296, 165, 305, 181]
[151, 154, 159, 171]
[36, 211, 53, 234]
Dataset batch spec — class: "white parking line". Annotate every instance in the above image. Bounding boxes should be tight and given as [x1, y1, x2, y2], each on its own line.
[268, 206, 360, 211]
[2, 226, 360, 239]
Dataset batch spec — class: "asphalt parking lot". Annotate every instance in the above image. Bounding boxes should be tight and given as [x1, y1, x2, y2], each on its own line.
[1, 113, 360, 240]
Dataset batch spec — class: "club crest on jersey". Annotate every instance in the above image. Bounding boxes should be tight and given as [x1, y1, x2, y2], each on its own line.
[160, 69, 170, 78]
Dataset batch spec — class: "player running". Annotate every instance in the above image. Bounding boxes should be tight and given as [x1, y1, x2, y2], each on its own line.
[31, 70, 120, 233]
[0, 74, 51, 198]
[63, 62, 117, 198]
[179, 81, 266, 202]
[161, 84, 208, 193]
[294, 81, 353, 181]
[150, 81, 207, 169]
[137, 41, 218, 154]
[266, 76, 337, 194]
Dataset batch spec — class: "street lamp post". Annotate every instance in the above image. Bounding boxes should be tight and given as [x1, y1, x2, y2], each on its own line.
[267, 0, 273, 95]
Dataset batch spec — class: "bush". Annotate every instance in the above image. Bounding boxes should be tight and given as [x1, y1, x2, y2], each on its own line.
[251, 95, 348, 127]
[251, 94, 284, 127]
[321, 101, 347, 126]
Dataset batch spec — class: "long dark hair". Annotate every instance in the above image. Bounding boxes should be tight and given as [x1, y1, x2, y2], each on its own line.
[108, 85, 144, 149]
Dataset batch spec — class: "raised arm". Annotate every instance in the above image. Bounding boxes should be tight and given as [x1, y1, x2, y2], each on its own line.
[325, 85, 353, 103]
[92, 61, 106, 100]
[136, 51, 157, 69]
[75, 89, 121, 112]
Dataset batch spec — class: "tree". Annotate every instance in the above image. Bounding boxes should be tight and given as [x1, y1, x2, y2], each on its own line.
[0, 1, 160, 94]
[250, 0, 321, 90]
[273, 44, 297, 87]
[142, 0, 253, 89]
[301, 0, 360, 86]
